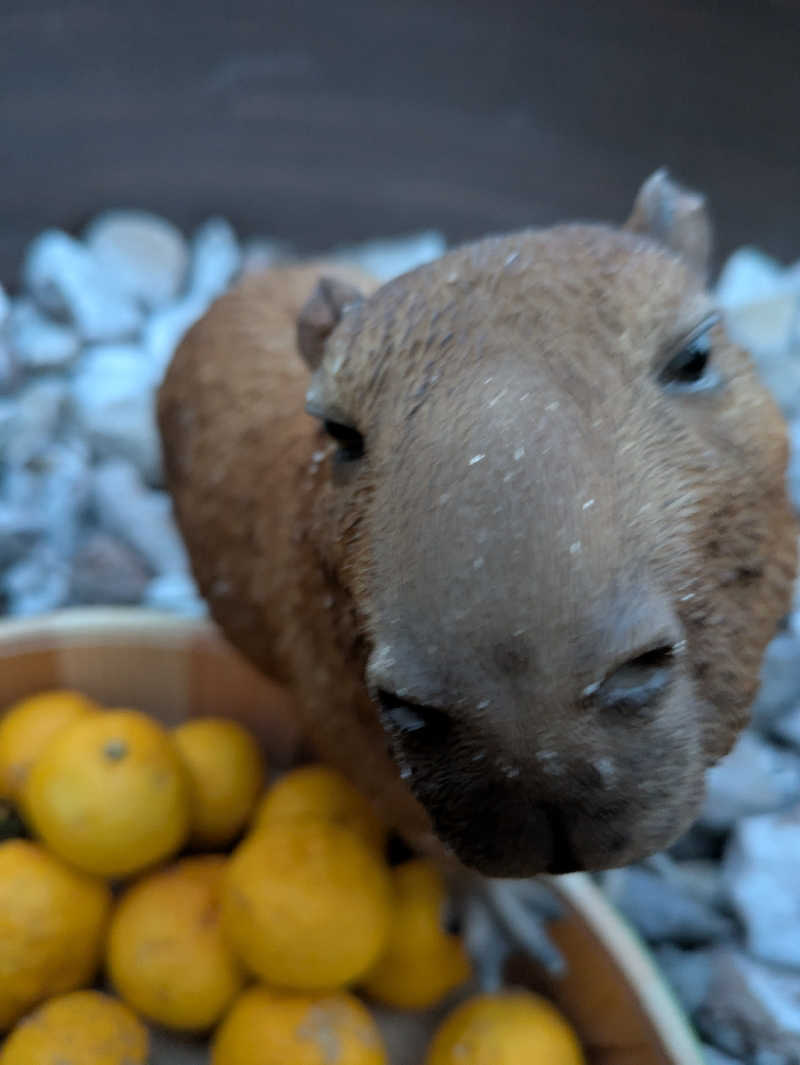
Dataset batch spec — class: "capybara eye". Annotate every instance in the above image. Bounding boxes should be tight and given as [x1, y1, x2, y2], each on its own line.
[323, 419, 365, 461]
[659, 327, 718, 391]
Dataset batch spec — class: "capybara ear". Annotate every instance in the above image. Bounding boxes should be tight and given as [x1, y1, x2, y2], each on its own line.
[625, 168, 712, 283]
[296, 276, 365, 371]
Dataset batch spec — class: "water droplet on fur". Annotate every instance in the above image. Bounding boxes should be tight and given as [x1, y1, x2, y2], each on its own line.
[469, 454, 485, 465]
[582, 498, 595, 510]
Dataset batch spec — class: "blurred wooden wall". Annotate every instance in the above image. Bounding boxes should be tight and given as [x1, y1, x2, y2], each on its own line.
[1, 0, 799, 285]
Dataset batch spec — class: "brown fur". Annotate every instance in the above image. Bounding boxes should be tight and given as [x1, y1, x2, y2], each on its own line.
[158, 178, 797, 878]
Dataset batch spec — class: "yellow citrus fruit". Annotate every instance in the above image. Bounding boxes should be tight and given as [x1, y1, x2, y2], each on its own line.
[0, 690, 99, 802]
[425, 990, 586, 1065]
[211, 985, 387, 1065]
[251, 764, 386, 852]
[0, 840, 111, 1031]
[0, 990, 148, 1065]
[24, 709, 190, 878]
[361, 858, 471, 1008]
[221, 818, 392, 990]
[107, 855, 245, 1031]
[173, 717, 265, 848]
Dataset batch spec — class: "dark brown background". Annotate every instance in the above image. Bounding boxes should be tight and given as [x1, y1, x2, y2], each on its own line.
[1, 0, 799, 287]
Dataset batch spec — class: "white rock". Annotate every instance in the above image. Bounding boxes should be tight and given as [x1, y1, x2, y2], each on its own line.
[92, 460, 189, 575]
[69, 344, 162, 483]
[84, 210, 189, 309]
[653, 944, 712, 1015]
[702, 1047, 744, 1065]
[143, 293, 210, 382]
[2, 543, 71, 616]
[144, 572, 207, 617]
[3, 377, 68, 468]
[723, 806, 800, 969]
[241, 237, 290, 275]
[697, 948, 800, 1062]
[22, 229, 142, 342]
[3, 440, 91, 560]
[69, 531, 151, 606]
[752, 630, 800, 729]
[0, 284, 16, 393]
[773, 705, 800, 749]
[8, 299, 80, 369]
[603, 867, 734, 945]
[700, 730, 800, 831]
[0, 504, 42, 568]
[189, 218, 241, 300]
[331, 230, 446, 282]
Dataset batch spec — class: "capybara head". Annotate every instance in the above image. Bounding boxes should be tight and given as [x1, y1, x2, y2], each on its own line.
[297, 171, 797, 876]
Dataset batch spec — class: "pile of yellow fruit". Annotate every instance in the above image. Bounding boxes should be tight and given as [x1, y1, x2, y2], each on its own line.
[0, 688, 586, 1065]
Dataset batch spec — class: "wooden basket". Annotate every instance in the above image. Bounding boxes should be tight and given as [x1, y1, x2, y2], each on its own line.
[0, 608, 705, 1065]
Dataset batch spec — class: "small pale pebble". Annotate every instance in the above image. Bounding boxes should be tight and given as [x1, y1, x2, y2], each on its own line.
[773, 704, 800, 749]
[701, 1047, 744, 1065]
[653, 944, 713, 1015]
[696, 948, 800, 1062]
[22, 229, 142, 342]
[69, 531, 152, 606]
[241, 237, 290, 275]
[93, 460, 190, 574]
[8, 299, 80, 369]
[69, 344, 162, 484]
[2, 543, 71, 616]
[722, 805, 800, 969]
[605, 867, 735, 946]
[189, 217, 241, 299]
[700, 730, 800, 831]
[143, 293, 210, 381]
[4, 377, 68, 467]
[84, 210, 189, 309]
[144, 572, 208, 617]
[330, 230, 445, 282]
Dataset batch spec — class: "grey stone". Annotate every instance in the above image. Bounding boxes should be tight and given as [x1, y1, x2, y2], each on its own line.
[69, 531, 151, 606]
[144, 572, 207, 617]
[697, 948, 800, 1063]
[143, 293, 210, 382]
[604, 866, 735, 946]
[723, 805, 800, 969]
[0, 286, 18, 394]
[92, 460, 189, 575]
[751, 629, 800, 731]
[700, 730, 800, 832]
[84, 210, 189, 309]
[717, 248, 800, 355]
[240, 237, 289, 275]
[2, 440, 91, 561]
[653, 944, 713, 1015]
[2, 543, 71, 616]
[0, 504, 42, 568]
[7, 299, 80, 370]
[702, 1047, 745, 1065]
[773, 705, 800, 749]
[22, 229, 142, 342]
[189, 217, 241, 300]
[331, 230, 446, 281]
[69, 344, 162, 483]
[3, 377, 68, 468]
